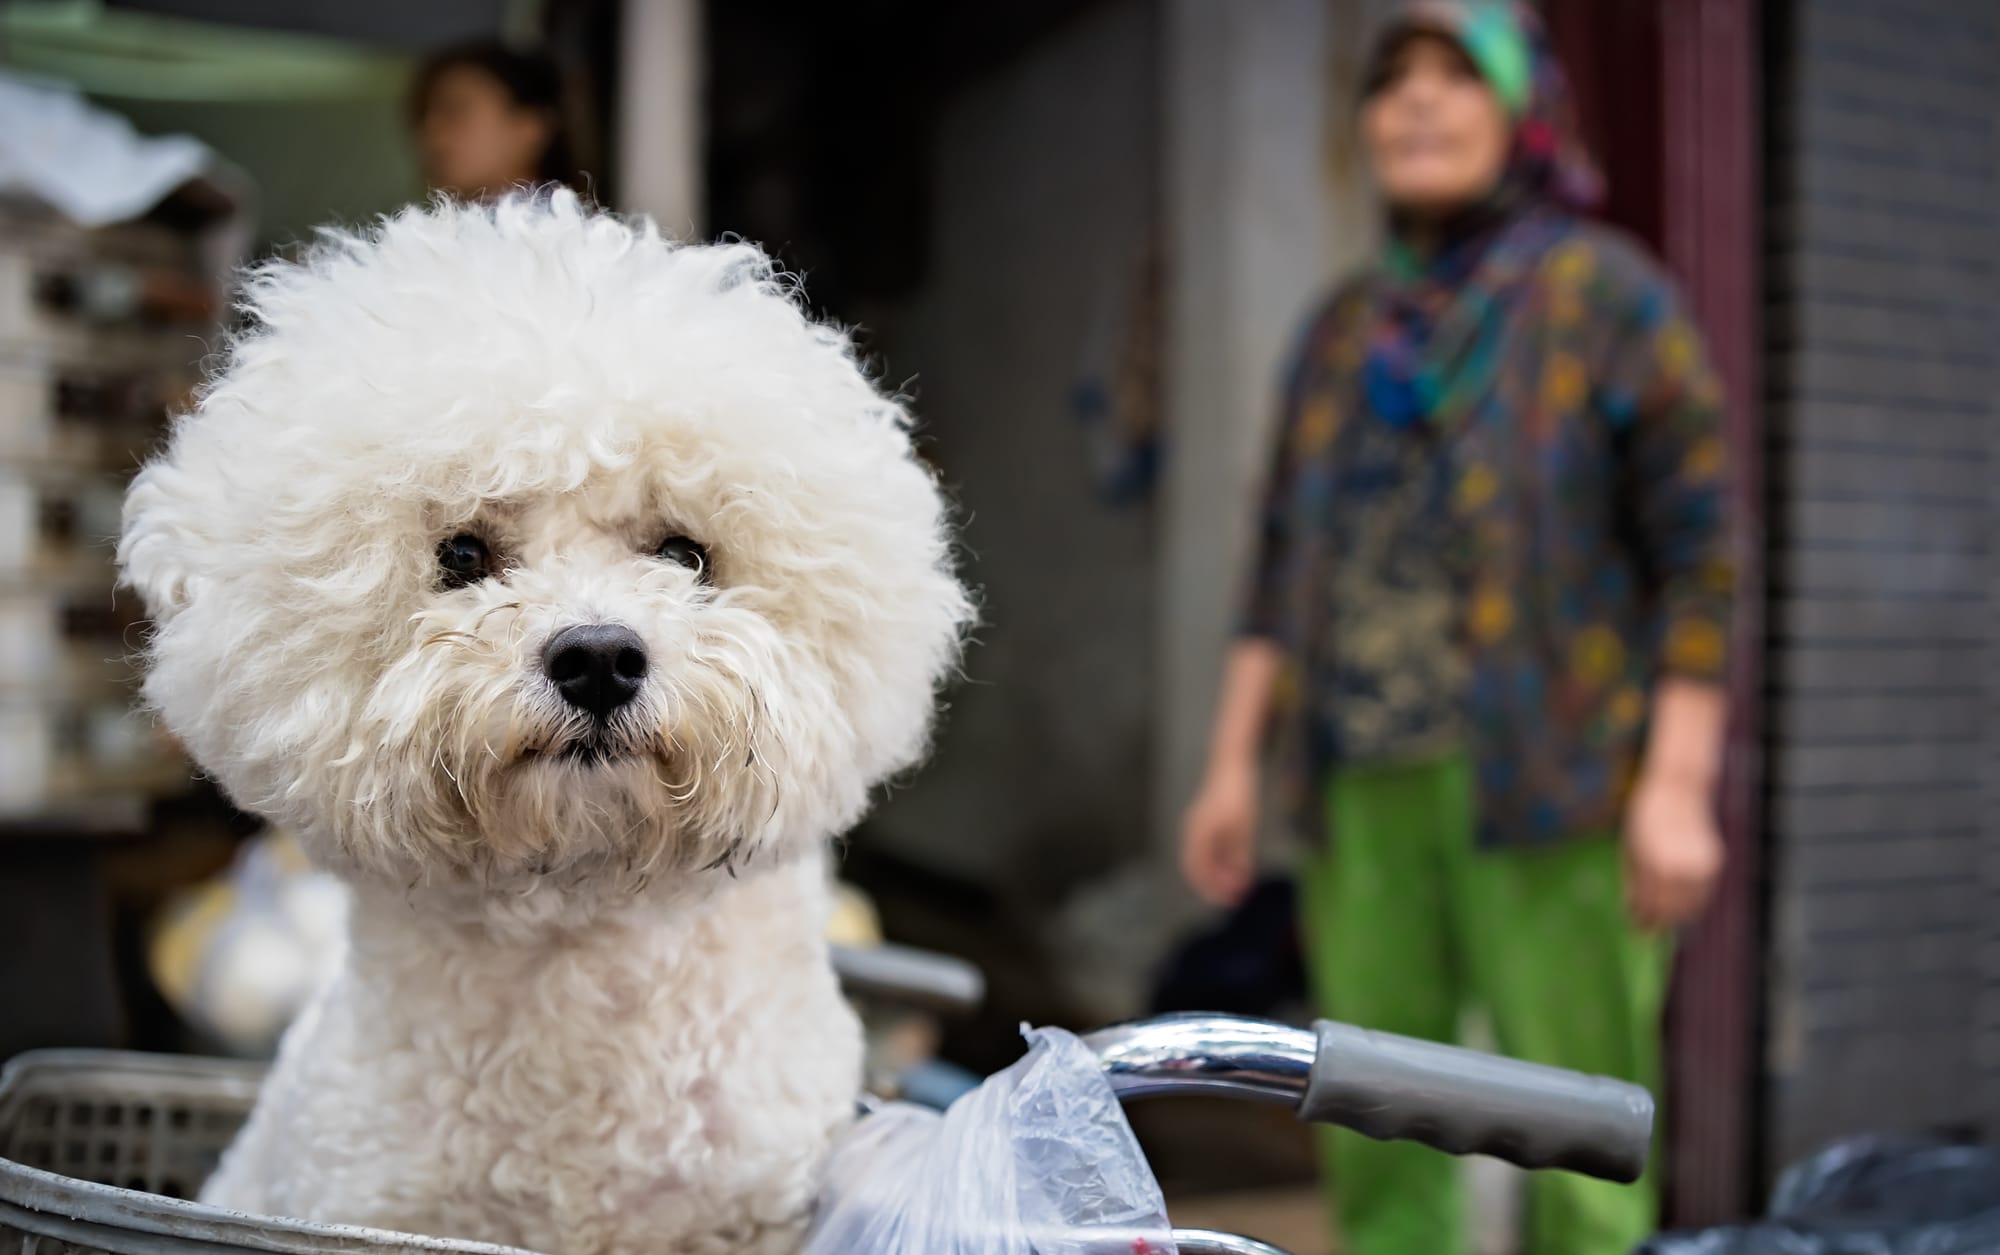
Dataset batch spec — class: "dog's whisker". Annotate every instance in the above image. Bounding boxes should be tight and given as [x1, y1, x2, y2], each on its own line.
[472, 602, 524, 637]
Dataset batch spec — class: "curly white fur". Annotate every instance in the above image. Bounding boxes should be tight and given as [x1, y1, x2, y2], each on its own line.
[118, 191, 971, 1255]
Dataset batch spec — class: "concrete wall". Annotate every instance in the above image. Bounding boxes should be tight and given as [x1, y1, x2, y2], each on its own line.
[1763, 0, 2000, 1162]
[616, 0, 701, 236]
[863, 0, 1389, 1017]
[1154, 0, 1386, 864]
[1051, 0, 1386, 1016]
[862, 0, 1162, 901]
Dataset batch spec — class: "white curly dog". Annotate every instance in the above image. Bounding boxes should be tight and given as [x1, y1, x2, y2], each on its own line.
[118, 191, 970, 1255]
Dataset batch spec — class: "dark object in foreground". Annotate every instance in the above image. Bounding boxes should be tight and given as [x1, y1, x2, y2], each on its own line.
[1638, 1136, 2000, 1254]
[1151, 877, 1306, 1019]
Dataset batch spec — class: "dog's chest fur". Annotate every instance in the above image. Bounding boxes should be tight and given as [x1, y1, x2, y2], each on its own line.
[201, 860, 860, 1255]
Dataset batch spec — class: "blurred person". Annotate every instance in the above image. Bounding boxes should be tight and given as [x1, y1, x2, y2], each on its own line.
[1178, 3, 1732, 1252]
[410, 41, 582, 199]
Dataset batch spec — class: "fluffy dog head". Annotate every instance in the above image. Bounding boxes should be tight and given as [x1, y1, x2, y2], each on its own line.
[120, 192, 969, 921]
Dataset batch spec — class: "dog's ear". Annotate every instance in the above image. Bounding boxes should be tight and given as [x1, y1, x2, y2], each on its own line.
[117, 453, 210, 623]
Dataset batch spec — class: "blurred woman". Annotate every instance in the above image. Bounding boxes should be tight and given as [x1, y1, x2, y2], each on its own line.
[410, 40, 582, 199]
[1178, 3, 1733, 1252]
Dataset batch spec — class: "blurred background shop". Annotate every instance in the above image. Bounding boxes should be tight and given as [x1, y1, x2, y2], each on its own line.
[1, 1, 1996, 1248]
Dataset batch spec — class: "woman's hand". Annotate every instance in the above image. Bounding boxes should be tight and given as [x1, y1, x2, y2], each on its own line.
[1625, 678, 1729, 931]
[1181, 757, 1260, 908]
[1182, 642, 1283, 909]
[1623, 771, 1724, 931]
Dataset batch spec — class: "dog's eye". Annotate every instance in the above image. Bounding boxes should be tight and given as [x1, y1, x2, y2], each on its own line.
[437, 534, 493, 588]
[655, 535, 710, 579]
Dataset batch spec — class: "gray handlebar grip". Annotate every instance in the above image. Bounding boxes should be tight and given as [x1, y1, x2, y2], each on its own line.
[1302, 1020, 1654, 1183]
[831, 943, 985, 1014]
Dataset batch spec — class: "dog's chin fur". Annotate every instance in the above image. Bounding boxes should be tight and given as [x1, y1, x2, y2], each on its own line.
[117, 192, 971, 1254]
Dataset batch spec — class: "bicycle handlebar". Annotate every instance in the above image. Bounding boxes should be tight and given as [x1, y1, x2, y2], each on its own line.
[1084, 1014, 1652, 1184]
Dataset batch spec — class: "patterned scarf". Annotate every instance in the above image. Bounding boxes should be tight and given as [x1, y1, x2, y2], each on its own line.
[1358, 0, 1602, 431]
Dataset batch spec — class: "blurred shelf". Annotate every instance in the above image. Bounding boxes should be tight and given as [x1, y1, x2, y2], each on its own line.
[0, 204, 214, 835]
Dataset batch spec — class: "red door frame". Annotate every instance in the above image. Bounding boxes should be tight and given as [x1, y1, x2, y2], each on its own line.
[1543, 0, 1764, 1227]
[1659, 0, 1763, 1226]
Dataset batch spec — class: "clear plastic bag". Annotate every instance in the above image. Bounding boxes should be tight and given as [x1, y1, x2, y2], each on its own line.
[1638, 1136, 2000, 1255]
[804, 1025, 1177, 1255]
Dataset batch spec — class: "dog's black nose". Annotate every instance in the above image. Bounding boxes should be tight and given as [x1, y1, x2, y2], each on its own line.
[542, 624, 647, 718]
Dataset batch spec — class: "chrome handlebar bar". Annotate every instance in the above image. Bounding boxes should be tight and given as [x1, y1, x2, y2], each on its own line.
[1086, 1014, 1317, 1107]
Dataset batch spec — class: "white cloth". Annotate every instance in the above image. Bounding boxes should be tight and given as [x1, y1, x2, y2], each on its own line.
[0, 70, 215, 226]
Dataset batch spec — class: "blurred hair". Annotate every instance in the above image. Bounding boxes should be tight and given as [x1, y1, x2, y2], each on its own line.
[409, 40, 583, 191]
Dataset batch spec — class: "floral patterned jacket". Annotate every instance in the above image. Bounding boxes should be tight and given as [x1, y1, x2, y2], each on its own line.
[1242, 219, 1733, 847]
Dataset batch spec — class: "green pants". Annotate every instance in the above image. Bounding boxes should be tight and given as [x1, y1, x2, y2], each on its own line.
[1300, 755, 1668, 1255]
